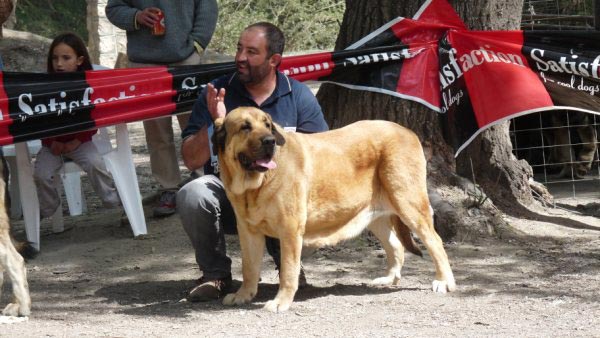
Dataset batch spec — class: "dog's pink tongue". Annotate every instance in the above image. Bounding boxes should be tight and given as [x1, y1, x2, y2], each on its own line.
[256, 159, 277, 169]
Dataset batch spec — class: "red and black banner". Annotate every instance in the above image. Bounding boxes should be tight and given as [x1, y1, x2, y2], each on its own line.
[0, 63, 236, 145]
[441, 29, 600, 154]
[1, 0, 599, 156]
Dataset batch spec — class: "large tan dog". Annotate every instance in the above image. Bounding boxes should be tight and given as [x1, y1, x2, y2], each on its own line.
[212, 107, 455, 312]
[0, 158, 31, 317]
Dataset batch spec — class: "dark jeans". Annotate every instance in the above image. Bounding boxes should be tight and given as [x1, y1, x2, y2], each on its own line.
[177, 174, 280, 280]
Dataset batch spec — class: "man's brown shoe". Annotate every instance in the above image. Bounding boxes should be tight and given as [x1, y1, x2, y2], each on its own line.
[187, 276, 232, 302]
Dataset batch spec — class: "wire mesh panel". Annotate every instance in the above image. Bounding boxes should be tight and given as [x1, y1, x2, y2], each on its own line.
[522, 0, 594, 30]
[510, 111, 600, 198]
[512, 1, 600, 199]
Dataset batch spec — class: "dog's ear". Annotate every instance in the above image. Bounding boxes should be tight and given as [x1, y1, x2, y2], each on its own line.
[211, 117, 227, 154]
[272, 122, 286, 146]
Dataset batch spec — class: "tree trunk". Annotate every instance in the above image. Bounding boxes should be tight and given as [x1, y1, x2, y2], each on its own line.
[317, 0, 535, 238]
[5, 0, 16, 29]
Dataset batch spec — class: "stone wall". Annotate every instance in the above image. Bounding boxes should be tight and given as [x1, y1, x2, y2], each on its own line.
[86, 0, 127, 68]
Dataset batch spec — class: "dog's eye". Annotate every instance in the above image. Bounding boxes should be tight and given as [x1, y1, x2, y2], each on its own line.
[265, 122, 271, 129]
[241, 122, 252, 132]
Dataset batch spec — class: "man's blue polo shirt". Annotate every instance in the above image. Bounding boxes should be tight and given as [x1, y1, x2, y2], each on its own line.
[183, 71, 329, 175]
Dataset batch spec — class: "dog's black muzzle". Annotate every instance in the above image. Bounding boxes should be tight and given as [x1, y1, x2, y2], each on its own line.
[238, 135, 277, 172]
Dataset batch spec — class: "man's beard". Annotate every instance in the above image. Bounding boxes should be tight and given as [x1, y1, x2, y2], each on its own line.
[237, 60, 271, 84]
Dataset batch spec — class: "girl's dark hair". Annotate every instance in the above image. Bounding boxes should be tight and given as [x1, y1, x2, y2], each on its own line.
[47, 32, 93, 72]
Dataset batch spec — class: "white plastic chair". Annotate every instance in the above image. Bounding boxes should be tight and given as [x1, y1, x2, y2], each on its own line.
[2, 124, 147, 250]
[2, 140, 42, 220]
[3, 140, 88, 233]
[92, 124, 147, 240]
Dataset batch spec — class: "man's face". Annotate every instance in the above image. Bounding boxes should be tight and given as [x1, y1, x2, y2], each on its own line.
[235, 28, 275, 84]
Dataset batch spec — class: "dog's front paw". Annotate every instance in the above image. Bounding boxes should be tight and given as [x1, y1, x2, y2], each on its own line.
[432, 279, 456, 293]
[2, 303, 30, 317]
[263, 298, 292, 313]
[222, 289, 255, 306]
[371, 273, 401, 286]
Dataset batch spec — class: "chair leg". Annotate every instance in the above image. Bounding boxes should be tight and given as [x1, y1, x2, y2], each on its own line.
[51, 178, 65, 233]
[61, 165, 86, 216]
[15, 143, 40, 251]
[104, 124, 147, 237]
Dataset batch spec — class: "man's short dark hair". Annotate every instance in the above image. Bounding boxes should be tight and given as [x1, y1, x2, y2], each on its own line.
[245, 22, 285, 57]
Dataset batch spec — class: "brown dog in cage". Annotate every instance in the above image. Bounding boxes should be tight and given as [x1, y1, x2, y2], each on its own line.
[0, 156, 31, 317]
[547, 111, 598, 179]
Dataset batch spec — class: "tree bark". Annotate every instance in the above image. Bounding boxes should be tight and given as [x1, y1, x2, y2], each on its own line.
[5, 0, 16, 29]
[317, 0, 535, 237]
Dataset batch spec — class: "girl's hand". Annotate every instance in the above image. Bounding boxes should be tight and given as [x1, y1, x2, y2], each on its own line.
[62, 139, 81, 154]
[50, 141, 65, 156]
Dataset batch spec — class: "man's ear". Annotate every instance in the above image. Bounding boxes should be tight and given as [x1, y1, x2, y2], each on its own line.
[272, 122, 286, 146]
[270, 53, 282, 69]
[211, 117, 227, 154]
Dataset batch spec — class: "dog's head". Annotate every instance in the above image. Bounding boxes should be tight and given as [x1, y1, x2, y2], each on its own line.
[212, 107, 286, 173]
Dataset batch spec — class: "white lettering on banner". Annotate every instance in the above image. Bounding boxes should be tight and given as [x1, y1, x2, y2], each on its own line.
[440, 87, 464, 114]
[439, 48, 463, 89]
[16, 85, 139, 122]
[343, 50, 413, 67]
[181, 76, 198, 90]
[552, 74, 600, 95]
[283, 62, 330, 76]
[578, 77, 600, 96]
[530, 48, 600, 79]
[440, 46, 525, 90]
[177, 83, 206, 102]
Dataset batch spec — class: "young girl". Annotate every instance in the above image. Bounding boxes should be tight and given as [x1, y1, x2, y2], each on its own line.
[34, 32, 120, 219]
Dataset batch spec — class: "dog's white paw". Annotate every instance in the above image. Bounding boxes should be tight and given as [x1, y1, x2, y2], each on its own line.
[263, 299, 291, 313]
[432, 279, 456, 293]
[370, 275, 400, 286]
[2, 303, 30, 317]
[222, 290, 254, 306]
[0, 315, 29, 324]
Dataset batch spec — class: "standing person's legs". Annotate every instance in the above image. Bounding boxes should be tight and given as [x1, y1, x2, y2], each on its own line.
[143, 116, 181, 216]
[130, 52, 201, 217]
[65, 141, 120, 208]
[33, 147, 64, 218]
[177, 175, 236, 301]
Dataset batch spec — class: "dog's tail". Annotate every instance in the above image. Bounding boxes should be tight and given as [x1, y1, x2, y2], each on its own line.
[395, 221, 423, 257]
[13, 238, 38, 260]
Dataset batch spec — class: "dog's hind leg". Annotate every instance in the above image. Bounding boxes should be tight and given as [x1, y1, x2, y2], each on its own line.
[396, 200, 455, 293]
[384, 181, 455, 293]
[222, 226, 265, 307]
[368, 216, 405, 286]
[0, 234, 31, 316]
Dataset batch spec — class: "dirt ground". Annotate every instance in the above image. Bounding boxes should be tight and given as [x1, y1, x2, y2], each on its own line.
[1, 31, 600, 337]
[0, 119, 598, 337]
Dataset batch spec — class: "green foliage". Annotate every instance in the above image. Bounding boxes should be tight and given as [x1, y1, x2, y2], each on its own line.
[14, 0, 88, 41]
[12, 0, 344, 55]
[211, 0, 345, 54]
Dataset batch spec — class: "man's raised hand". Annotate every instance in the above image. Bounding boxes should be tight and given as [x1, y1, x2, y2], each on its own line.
[207, 83, 226, 121]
